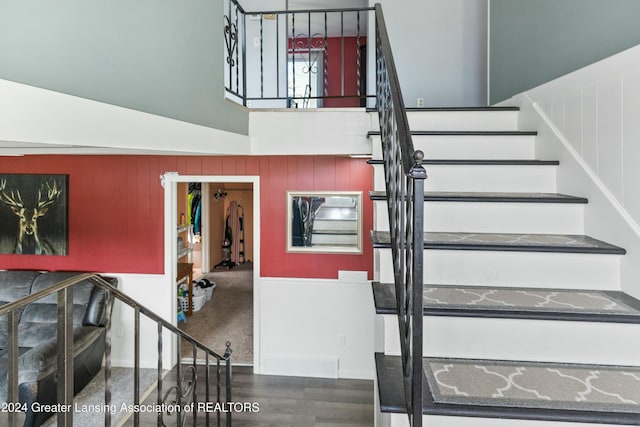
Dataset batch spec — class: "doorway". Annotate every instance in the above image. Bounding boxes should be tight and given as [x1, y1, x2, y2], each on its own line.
[165, 174, 260, 368]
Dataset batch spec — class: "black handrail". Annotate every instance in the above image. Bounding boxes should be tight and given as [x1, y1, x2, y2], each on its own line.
[374, 3, 426, 427]
[1, 273, 232, 427]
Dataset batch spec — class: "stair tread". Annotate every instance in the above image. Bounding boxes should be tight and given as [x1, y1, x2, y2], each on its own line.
[367, 159, 558, 165]
[369, 190, 588, 204]
[372, 282, 640, 323]
[368, 130, 537, 137]
[370, 231, 626, 254]
[367, 106, 521, 112]
[375, 353, 640, 424]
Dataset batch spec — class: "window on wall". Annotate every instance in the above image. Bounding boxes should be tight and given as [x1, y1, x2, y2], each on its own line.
[288, 50, 324, 108]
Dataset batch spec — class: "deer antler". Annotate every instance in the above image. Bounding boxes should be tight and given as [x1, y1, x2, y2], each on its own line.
[37, 180, 62, 212]
[0, 180, 25, 211]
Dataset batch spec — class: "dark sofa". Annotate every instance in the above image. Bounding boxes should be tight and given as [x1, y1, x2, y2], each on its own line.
[0, 271, 115, 427]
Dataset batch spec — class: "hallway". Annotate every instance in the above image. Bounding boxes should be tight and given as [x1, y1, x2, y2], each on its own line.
[179, 263, 253, 364]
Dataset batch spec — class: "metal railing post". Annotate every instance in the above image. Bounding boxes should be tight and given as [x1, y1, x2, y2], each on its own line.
[8, 311, 19, 427]
[57, 286, 74, 427]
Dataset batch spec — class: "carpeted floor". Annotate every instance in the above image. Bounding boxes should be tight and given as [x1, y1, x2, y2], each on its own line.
[179, 263, 253, 364]
[42, 367, 157, 426]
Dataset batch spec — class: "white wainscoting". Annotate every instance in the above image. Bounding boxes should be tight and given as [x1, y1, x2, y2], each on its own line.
[107, 272, 175, 369]
[257, 272, 375, 380]
[503, 43, 640, 297]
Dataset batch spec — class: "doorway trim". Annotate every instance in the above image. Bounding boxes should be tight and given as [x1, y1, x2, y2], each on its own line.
[163, 173, 261, 371]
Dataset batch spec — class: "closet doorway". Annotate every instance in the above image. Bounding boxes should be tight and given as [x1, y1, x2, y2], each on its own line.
[169, 175, 260, 368]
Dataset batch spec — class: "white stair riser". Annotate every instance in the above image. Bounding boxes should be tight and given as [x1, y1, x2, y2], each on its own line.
[371, 134, 536, 160]
[405, 110, 520, 131]
[372, 164, 557, 193]
[374, 201, 585, 234]
[311, 233, 358, 245]
[380, 412, 626, 427]
[377, 249, 621, 289]
[381, 315, 640, 366]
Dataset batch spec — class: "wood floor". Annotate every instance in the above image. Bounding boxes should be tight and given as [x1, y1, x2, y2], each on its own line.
[121, 365, 374, 427]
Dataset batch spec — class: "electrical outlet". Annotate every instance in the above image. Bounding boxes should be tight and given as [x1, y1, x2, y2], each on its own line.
[417, 97, 425, 108]
[115, 327, 124, 338]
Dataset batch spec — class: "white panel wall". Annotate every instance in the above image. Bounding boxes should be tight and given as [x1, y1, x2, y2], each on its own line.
[505, 43, 640, 298]
[249, 109, 371, 155]
[258, 273, 375, 379]
[108, 273, 176, 369]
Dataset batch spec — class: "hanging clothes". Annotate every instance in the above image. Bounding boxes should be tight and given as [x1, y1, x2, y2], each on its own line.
[228, 201, 241, 264]
[190, 193, 201, 235]
[187, 192, 194, 227]
[193, 198, 202, 235]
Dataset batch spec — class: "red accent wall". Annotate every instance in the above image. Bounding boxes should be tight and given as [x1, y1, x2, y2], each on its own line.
[0, 155, 373, 279]
[289, 37, 366, 108]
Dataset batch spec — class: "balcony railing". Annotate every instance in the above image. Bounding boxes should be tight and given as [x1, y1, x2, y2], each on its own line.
[0, 273, 232, 427]
[374, 4, 426, 427]
[224, 0, 375, 108]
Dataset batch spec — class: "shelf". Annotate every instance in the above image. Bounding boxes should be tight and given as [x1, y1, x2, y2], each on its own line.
[177, 224, 191, 234]
[178, 247, 193, 259]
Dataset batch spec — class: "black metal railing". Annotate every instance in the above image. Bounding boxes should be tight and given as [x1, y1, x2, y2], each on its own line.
[374, 4, 426, 427]
[224, 0, 375, 108]
[0, 273, 232, 427]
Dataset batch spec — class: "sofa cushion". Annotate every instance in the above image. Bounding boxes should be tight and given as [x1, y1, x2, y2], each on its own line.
[0, 271, 41, 350]
[19, 272, 97, 333]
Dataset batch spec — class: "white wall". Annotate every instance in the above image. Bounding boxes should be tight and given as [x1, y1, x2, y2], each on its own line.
[249, 108, 371, 155]
[0, 79, 250, 155]
[371, 0, 488, 107]
[258, 273, 375, 379]
[503, 43, 640, 298]
[0, 79, 374, 156]
[108, 273, 176, 369]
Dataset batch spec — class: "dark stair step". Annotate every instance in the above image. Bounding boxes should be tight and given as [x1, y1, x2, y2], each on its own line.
[370, 231, 626, 255]
[369, 191, 588, 204]
[367, 130, 537, 138]
[367, 106, 521, 113]
[367, 159, 557, 166]
[375, 353, 640, 425]
[372, 282, 640, 324]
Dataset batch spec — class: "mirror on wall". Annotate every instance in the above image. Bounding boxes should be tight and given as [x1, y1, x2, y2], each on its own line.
[286, 191, 363, 254]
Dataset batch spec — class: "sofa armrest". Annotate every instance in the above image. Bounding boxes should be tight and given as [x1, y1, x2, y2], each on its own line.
[17, 326, 104, 383]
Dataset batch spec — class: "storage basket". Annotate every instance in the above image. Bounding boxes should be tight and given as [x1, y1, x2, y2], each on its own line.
[204, 285, 215, 301]
[192, 294, 207, 312]
[178, 296, 189, 312]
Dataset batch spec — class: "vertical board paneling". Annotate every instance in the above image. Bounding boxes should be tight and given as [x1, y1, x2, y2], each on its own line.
[564, 90, 583, 155]
[597, 77, 624, 202]
[0, 155, 373, 279]
[622, 70, 640, 221]
[582, 86, 599, 173]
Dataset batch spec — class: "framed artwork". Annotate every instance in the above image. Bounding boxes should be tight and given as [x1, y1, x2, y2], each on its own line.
[0, 174, 68, 255]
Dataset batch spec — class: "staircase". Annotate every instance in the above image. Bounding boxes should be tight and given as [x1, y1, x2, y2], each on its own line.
[369, 107, 640, 426]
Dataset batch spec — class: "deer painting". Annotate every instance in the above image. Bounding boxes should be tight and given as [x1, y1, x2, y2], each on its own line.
[0, 178, 63, 255]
